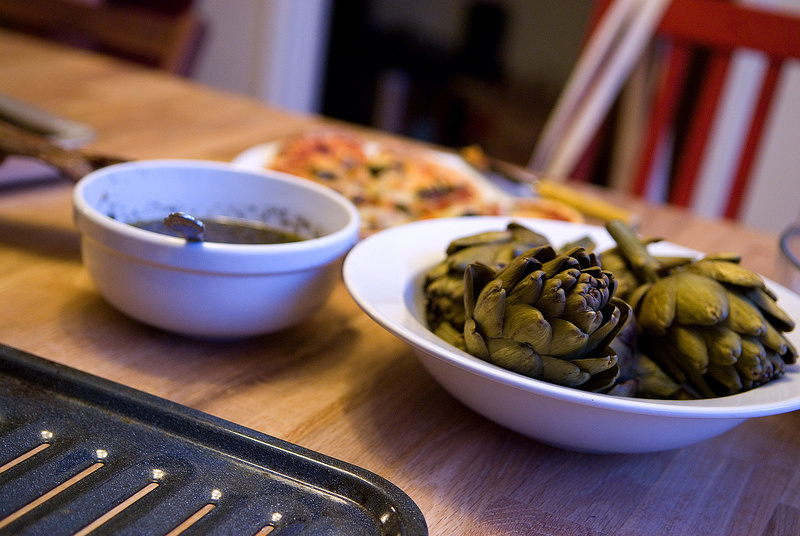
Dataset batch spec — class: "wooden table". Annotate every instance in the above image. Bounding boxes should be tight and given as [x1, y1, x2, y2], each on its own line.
[2, 29, 800, 535]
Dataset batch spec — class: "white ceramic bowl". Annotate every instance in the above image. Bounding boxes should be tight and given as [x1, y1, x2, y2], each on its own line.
[73, 159, 360, 338]
[343, 216, 800, 453]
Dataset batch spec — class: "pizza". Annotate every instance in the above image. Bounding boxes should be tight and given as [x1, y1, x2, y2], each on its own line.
[265, 129, 581, 234]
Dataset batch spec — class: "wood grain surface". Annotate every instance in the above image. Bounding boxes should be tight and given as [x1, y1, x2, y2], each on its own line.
[1, 29, 799, 536]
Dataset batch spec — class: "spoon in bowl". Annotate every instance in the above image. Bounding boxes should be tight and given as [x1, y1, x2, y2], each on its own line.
[164, 212, 205, 242]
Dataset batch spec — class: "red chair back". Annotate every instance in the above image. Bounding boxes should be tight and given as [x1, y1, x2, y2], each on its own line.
[584, 0, 800, 220]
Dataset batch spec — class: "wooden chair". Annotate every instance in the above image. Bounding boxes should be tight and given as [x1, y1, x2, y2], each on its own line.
[534, 0, 800, 221]
[0, 0, 203, 75]
[629, 0, 800, 219]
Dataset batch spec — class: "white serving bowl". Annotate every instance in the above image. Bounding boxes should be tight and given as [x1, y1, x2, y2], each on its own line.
[73, 159, 360, 338]
[343, 216, 800, 453]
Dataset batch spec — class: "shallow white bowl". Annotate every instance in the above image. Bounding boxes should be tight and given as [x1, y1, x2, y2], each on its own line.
[73, 160, 360, 338]
[343, 216, 800, 453]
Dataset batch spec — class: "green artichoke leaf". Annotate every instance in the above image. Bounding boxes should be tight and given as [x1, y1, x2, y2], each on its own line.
[633, 354, 684, 399]
[485, 337, 543, 378]
[540, 355, 591, 387]
[495, 251, 545, 290]
[673, 271, 729, 326]
[446, 229, 516, 255]
[762, 321, 788, 355]
[547, 318, 589, 358]
[648, 343, 689, 385]
[707, 363, 743, 394]
[508, 221, 551, 247]
[464, 262, 499, 319]
[447, 243, 515, 271]
[425, 275, 467, 327]
[433, 321, 467, 352]
[563, 246, 599, 270]
[506, 270, 546, 306]
[598, 247, 639, 300]
[703, 252, 742, 263]
[464, 317, 490, 360]
[745, 287, 796, 332]
[637, 276, 678, 336]
[502, 303, 552, 354]
[563, 296, 603, 335]
[424, 260, 449, 282]
[667, 325, 710, 373]
[558, 235, 597, 254]
[425, 270, 463, 298]
[574, 351, 620, 392]
[703, 324, 742, 366]
[585, 299, 626, 354]
[626, 281, 652, 312]
[473, 279, 505, 338]
[572, 353, 618, 375]
[766, 350, 786, 376]
[724, 290, 766, 337]
[535, 274, 569, 317]
[735, 336, 766, 381]
[540, 252, 580, 279]
[783, 337, 798, 365]
[753, 352, 776, 384]
[686, 258, 765, 289]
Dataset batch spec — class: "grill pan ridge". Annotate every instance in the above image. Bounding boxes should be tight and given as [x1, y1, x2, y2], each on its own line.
[0, 343, 427, 535]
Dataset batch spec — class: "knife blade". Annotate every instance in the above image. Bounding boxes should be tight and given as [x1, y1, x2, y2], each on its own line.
[460, 145, 637, 225]
[0, 93, 95, 149]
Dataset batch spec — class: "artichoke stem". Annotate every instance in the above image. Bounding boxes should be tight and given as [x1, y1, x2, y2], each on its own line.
[606, 219, 661, 284]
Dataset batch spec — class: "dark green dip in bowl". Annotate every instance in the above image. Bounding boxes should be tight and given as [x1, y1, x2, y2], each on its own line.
[131, 216, 305, 244]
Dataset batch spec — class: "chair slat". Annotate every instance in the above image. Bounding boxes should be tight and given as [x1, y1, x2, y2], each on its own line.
[631, 41, 692, 198]
[661, 0, 800, 59]
[724, 58, 784, 219]
[669, 50, 731, 207]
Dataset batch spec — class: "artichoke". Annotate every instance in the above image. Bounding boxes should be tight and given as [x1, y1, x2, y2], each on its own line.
[424, 222, 551, 349]
[462, 244, 631, 392]
[607, 220, 797, 398]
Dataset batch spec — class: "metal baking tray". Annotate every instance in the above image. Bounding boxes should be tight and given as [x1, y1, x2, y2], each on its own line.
[0, 343, 427, 535]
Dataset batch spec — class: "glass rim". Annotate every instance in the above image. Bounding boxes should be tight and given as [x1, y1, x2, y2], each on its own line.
[779, 223, 800, 270]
